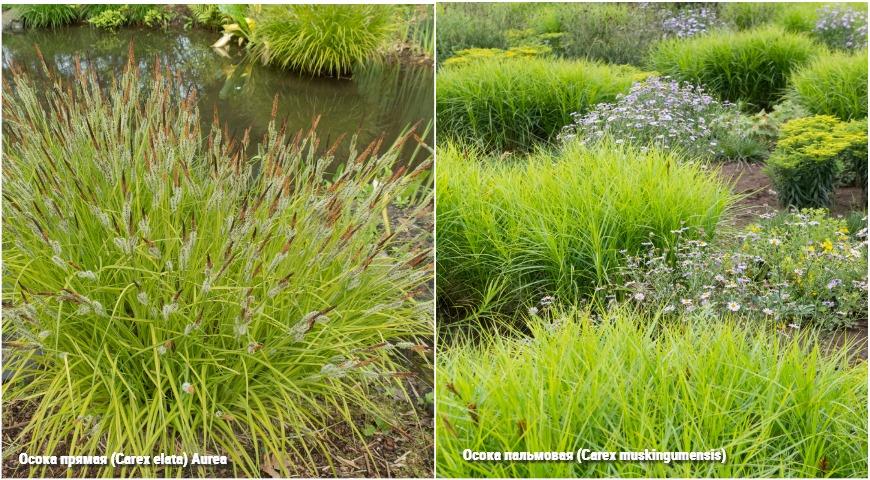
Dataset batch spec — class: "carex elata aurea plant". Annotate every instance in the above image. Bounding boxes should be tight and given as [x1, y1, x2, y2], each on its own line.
[2, 46, 433, 477]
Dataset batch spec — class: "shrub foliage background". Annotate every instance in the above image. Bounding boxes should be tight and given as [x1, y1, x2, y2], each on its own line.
[2, 57, 432, 476]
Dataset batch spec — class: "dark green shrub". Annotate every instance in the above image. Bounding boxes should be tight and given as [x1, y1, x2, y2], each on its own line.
[552, 3, 667, 66]
[791, 49, 869, 121]
[249, 5, 397, 75]
[14, 4, 79, 29]
[437, 58, 650, 151]
[721, 2, 787, 30]
[650, 27, 825, 110]
[765, 115, 865, 208]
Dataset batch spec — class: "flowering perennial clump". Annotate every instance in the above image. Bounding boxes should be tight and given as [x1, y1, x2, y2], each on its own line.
[814, 5, 868, 51]
[615, 210, 867, 330]
[662, 7, 722, 38]
[560, 77, 738, 160]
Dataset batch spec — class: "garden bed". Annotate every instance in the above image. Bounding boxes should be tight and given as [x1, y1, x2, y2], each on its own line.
[722, 162, 866, 226]
[435, 2, 868, 477]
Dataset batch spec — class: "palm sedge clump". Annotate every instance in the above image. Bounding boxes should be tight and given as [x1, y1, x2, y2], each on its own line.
[437, 309, 868, 478]
[790, 49, 869, 121]
[650, 26, 824, 110]
[250, 4, 397, 76]
[436, 141, 734, 317]
[436, 57, 650, 151]
[2, 54, 432, 477]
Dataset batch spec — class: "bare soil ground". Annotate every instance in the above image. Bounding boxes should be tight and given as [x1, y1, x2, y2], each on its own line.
[720, 162, 866, 227]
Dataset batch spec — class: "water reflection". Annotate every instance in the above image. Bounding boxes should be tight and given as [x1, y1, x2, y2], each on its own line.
[2, 26, 434, 165]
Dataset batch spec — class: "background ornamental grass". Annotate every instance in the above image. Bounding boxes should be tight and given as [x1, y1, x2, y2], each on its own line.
[790, 49, 869, 121]
[650, 26, 825, 110]
[436, 57, 650, 151]
[2, 56, 432, 477]
[437, 310, 868, 478]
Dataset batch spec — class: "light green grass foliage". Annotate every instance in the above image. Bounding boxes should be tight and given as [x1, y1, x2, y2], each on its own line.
[791, 49, 869, 121]
[2, 60, 432, 476]
[250, 4, 396, 75]
[650, 27, 824, 110]
[84, 4, 174, 30]
[765, 115, 867, 208]
[437, 58, 649, 150]
[396, 4, 434, 57]
[14, 4, 79, 29]
[437, 311, 868, 478]
[436, 142, 734, 312]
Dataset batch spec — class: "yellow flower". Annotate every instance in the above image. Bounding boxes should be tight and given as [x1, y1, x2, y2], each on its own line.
[821, 239, 833, 252]
[805, 245, 816, 254]
[748, 224, 761, 233]
[838, 226, 849, 234]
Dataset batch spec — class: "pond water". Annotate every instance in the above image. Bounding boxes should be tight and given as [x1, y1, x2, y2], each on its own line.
[1, 26, 434, 166]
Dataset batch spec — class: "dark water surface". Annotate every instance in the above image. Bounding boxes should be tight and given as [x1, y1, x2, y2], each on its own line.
[2, 26, 434, 165]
